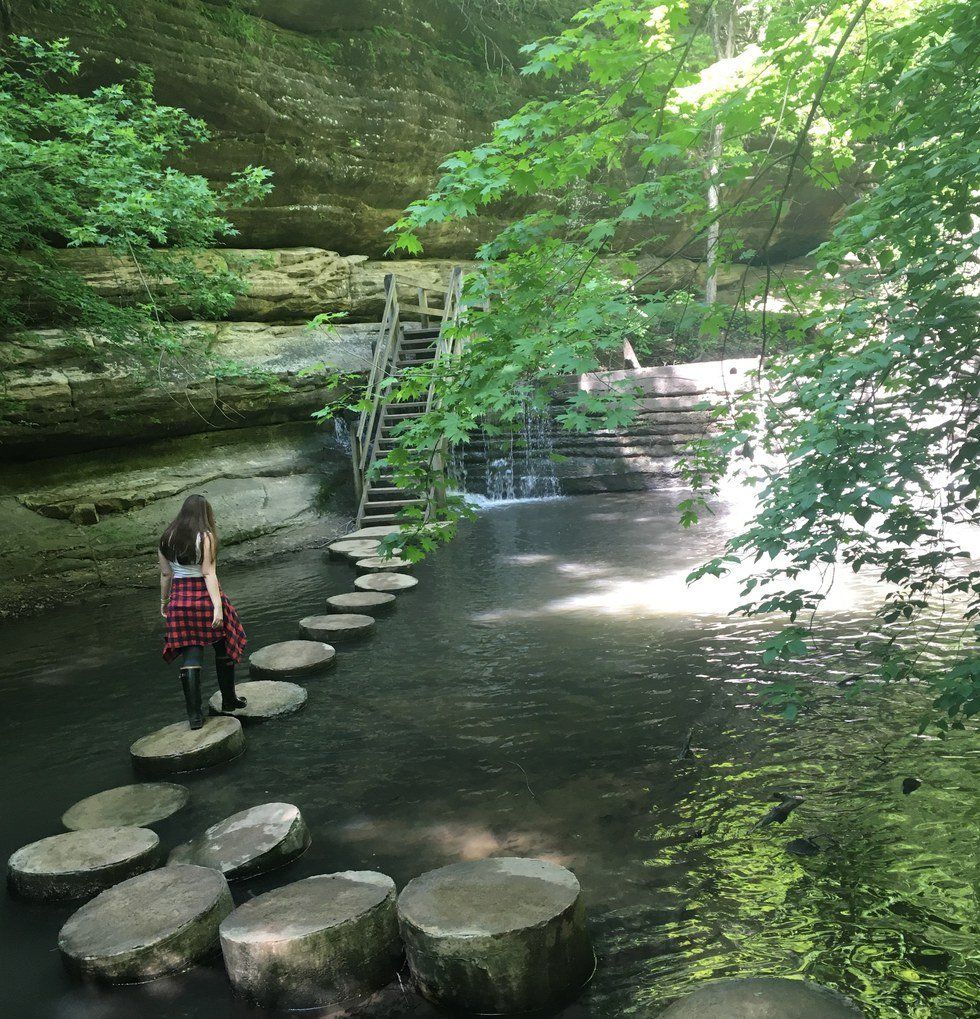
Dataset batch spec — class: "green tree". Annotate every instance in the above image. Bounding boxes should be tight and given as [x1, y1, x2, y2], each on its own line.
[368, 0, 979, 730]
[0, 36, 272, 381]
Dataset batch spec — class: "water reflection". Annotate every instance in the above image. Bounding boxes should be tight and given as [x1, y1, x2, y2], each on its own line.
[0, 492, 976, 1018]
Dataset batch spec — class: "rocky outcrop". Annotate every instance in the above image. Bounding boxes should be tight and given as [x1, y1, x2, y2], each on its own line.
[0, 320, 374, 459]
[0, 422, 354, 618]
[39, 248, 466, 324]
[18, 0, 573, 256]
[17, 1, 849, 260]
[29, 246, 812, 327]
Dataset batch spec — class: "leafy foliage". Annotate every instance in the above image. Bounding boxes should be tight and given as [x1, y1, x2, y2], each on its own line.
[342, 0, 980, 730]
[0, 36, 272, 382]
[683, 0, 980, 730]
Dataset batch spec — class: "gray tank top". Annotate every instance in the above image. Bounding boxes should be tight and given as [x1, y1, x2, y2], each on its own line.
[169, 532, 205, 579]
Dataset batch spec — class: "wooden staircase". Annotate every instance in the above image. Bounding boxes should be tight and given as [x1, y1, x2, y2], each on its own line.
[351, 268, 465, 527]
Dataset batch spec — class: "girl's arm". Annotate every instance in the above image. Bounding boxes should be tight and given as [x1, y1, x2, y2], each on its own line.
[201, 532, 223, 628]
[158, 550, 173, 618]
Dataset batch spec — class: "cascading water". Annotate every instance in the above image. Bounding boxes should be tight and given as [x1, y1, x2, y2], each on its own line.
[450, 402, 561, 503]
[332, 416, 352, 455]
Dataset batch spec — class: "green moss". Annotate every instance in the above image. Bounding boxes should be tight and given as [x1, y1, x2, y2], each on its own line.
[36, 0, 125, 25]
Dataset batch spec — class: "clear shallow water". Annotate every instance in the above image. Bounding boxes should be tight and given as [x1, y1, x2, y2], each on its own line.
[0, 492, 977, 1018]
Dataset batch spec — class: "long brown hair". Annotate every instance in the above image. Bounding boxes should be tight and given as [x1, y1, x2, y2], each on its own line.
[159, 495, 217, 565]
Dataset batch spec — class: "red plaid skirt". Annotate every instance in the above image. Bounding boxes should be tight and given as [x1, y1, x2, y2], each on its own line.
[162, 577, 247, 664]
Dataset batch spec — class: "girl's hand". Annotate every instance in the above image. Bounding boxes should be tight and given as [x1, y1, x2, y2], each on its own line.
[160, 601, 168, 619]
[212, 606, 224, 629]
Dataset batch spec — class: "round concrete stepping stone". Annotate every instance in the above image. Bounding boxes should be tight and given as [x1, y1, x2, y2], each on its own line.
[208, 680, 307, 723]
[356, 556, 414, 573]
[62, 784, 189, 831]
[220, 871, 401, 1009]
[398, 857, 593, 1013]
[7, 827, 162, 902]
[343, 525, 402, 540]
[249, 639, 335, 680]
[328, 538, 381, 560]
[326, 591, 397, 616]
[299, 613, 376, 644]
[168, 802, 310, 881]
[130, 716, 245, 777]
[657, 978, 865, 1018]
[58, 863, 233, 984]
[354, 572, 418, 593]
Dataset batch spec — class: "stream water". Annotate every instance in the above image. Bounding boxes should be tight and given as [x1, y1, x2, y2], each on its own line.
[0, 492, 977, 1018]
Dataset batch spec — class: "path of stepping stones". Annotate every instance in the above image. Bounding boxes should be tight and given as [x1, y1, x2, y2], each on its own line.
[5, 522, 605, 1013]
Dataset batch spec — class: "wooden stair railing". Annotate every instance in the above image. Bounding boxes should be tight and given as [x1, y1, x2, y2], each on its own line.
[351, 267, 466, 527]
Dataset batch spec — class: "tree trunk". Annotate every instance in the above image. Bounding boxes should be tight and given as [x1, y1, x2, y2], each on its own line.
[705, 4, 736, 305]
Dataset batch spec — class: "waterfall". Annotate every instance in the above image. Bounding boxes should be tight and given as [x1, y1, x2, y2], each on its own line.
[449, 402, 561, 503]
[332, 416, 352, 455]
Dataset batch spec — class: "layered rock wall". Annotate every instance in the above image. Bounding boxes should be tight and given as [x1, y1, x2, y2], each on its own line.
[16, 0, 848, 260]
[551, 360, 753, 492]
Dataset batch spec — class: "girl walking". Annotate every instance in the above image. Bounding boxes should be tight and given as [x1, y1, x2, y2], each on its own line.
[158, 495, 248, 729]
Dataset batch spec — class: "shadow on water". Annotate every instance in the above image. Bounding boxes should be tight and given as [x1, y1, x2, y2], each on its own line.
[0, 492, 977, 1018]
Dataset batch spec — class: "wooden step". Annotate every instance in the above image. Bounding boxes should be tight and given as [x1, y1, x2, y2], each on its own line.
[364, 498, 427, 508]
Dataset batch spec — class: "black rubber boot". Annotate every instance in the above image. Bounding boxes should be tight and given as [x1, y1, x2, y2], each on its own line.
[215, 652, 246, 712]
[180, 668, 204, 729]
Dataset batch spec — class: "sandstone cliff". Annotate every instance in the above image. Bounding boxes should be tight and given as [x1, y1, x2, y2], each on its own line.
[17, 0, 847, 260]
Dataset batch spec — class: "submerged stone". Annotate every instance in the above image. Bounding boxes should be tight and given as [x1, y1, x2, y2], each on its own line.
[220, 871, 401, 1009]
[398, 857, 593, 1013]
[168, 802, 310, 881]
[8, 827, 162, 902]
[354, 572, 418, 593]
[299, 613, 375, 644]
[58, 863, 233, 984]
[130, 716, 245, 777]
[208, 680, 307, 723]
[656, 977, 865, 1018]
[62, 783, 189, 831]
[326, 591, 397, 615]
[249, 639, 335, 680]
[355, 556, 414, 573]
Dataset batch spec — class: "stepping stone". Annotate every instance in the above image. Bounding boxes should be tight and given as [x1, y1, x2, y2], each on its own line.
[328, 538, 382, 560]
[656, 978, 865, 1018]
[342, 526, 403, 540]
[168, 802, 311, 881]
[62, 784, 189, 831]
[326, 591, 397, 616]
[299, 613, 375, 644]
[354, 572, 418, 593]
[58, 864, 233, 984]
[130, 716, 245, 777]
[356, 556, 414, 573]
[7, 827, 162, 902]
[249, 640, 335, 680]
[398, 857, 593, 1014]
[208, 681, 307, 723]
[220, 871, 401, 1009]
